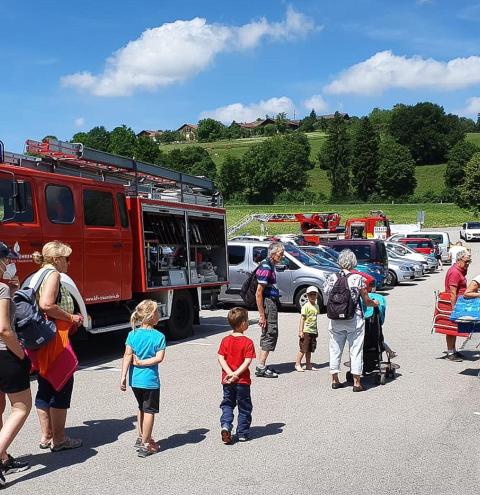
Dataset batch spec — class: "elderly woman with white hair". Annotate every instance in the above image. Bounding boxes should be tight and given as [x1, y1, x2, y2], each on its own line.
[324, 249, 378, 392]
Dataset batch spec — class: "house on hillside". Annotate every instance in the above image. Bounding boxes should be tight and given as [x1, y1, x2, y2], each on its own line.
[137, 130, 164, 142]
[177, 123, 198, 141]
[318, 113, 350, 121]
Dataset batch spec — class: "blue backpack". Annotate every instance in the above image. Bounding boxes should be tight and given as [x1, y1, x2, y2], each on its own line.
[13, 269, 57, 350]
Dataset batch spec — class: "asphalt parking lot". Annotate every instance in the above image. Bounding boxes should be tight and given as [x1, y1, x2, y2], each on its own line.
[4, 228, 480, 495]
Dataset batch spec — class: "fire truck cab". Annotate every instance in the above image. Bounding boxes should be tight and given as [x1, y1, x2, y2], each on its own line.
[0, 138, 228, 340]
[345, 211, 391, 240]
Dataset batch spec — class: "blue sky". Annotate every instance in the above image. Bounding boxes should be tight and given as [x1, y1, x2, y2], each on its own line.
[1, 0, 480, 151]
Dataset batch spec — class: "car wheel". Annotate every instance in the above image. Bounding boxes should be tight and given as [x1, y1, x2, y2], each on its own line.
[386, 270, 398, 286]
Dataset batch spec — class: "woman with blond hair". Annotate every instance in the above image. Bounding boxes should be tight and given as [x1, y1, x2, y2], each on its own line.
[29, 241, 84, 451]
[120, 300, 166, 458]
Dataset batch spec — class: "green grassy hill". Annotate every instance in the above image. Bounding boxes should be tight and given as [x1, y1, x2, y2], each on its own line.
[161, 132, 480, 198]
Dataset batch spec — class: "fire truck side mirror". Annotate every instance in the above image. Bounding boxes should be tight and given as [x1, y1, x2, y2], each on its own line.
[13, 181, 27, 214]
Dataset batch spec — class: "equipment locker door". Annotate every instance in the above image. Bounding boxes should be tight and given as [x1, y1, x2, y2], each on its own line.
[116, 192, 133, 300]
[82, 187, 123, 304]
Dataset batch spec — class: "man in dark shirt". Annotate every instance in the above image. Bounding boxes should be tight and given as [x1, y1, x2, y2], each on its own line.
[255, 242, 284, 378]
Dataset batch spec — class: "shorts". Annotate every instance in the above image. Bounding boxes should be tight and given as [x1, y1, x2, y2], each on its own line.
[0, 350, 31, 394]
[132, 387, 160, 414]
[299, 333, 317, 353]
[260, 298, 279, 352]
[35, 375, 74, 409]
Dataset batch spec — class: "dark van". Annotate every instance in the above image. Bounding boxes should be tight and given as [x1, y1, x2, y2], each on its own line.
[322, 239, 389, 288]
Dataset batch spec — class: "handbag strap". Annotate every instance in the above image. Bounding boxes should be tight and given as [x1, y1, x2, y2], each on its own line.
[32, 268, 55, 292]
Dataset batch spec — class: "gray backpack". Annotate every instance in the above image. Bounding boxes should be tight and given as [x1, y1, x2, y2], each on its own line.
[13, 269, 57, 350]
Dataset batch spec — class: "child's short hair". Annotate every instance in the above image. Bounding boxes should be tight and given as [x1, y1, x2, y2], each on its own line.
[227, 307, 248, 329]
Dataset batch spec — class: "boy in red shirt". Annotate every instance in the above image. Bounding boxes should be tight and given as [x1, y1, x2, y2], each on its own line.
[217, 307, 256, 444]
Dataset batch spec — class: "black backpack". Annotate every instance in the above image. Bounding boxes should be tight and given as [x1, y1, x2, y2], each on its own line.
[326, 272, 359, 320]
[240, 259, 272, 306]
[13, 269, 57, 350]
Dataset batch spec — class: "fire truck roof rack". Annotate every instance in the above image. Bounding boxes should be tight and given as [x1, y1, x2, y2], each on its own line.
[20, 138, 215, 193]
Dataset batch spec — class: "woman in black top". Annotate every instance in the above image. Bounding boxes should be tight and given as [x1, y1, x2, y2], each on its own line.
[0, 242, 31, 486]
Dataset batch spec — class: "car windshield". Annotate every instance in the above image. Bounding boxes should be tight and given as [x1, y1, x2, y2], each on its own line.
[284, 244, 319, 266]
[467, 222, 480, 229]
[307, 245, 339, 262]
[301, 249, 340, 268]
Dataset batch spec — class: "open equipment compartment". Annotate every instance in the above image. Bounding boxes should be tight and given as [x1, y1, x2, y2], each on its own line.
[187, 211, 227, 286]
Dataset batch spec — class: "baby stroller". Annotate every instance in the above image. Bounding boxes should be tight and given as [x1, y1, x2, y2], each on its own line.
[346, 304, 396, 385]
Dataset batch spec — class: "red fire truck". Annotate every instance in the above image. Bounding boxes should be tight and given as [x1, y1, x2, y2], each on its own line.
[0, 138, 228, 340]
[344, 211, 391, 240]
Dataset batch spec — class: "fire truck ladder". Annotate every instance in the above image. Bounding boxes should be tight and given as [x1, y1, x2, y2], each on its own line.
[8, 138, 221, 206]
[227, 213, 299, 238]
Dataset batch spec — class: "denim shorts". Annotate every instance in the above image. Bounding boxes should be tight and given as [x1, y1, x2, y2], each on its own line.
[35, 375, 74, 409]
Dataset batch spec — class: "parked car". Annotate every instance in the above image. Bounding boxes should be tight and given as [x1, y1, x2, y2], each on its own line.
[221, 241, 334, 310]
[385, 258, 415, 286]
[321, 239, 389, 289]
[397, 237, 436, 256]
[300, 246, 377, 291]
[460, 222, 480, 242]
[387, 248, 424, 277]
[385, 241, 437, 272]
[388, 231, 450, 261]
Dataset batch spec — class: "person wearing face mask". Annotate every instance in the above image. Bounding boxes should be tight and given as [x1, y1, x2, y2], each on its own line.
[28, 241, 84, 452]
[0, 242, 32, 487]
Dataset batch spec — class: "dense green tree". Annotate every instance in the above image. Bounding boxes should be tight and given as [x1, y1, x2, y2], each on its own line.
[299, 110, 317, 132]
[227, 122, 242, 140]
[241, 133, 311, 203]
[166, 146, 216, 181]
[444, 141, 480, 189]
[218, 155, 243, 200]
[42, 135, 58, 141]
[85, 126, 111, 151]
[389, 102, 465, 164]
[71, 132, 88, 144]
[134, 136, 163, 164]
[197, 118, 225, 142]
[158, 130, 182, 144]
[457, 152, 480, 214]
[275, 112, 288, 134]
[351, 117, 380, 201]
[109, 125, 136, 157]
[263, 124, 276, 136]
[369, 108, 393, 134]
[318, 112, 351, 200]
[377, 135, 417, 199]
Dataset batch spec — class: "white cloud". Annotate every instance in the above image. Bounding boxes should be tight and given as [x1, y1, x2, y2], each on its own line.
[303, 94, 328, 113]
[74, 117, 85, 128]
[324, 50, 480, 95]
[201, 96, 295, 123]
[62, 7, 317, 97]
[459, 96, 480, 116]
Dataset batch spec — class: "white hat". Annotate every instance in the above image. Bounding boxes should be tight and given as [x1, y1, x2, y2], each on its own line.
[306, 286, 319, 294]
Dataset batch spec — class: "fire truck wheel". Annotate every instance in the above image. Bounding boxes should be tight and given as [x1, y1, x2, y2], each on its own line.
[168, 290, 194, 340]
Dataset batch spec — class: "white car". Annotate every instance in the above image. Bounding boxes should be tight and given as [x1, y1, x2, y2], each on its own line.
[460, 222, 480, 242]
[388, 231, 450, 262]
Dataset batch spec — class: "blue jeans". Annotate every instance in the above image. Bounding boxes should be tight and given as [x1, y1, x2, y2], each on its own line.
[220, 384, 253, 436]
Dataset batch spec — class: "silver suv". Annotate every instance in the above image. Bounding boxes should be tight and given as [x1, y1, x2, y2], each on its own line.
[220, 241, 336, 311]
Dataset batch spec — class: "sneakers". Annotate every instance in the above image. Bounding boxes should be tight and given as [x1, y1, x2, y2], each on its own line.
[221, 427, 232, 445]
[446, 353, 463, 362]
[237, 434, 249, 442]
[454, 351, 466, 359]
[137, 439, 160, 458]
[255, 366, 278, 378]
[1, 455, 29, 475]
[51, 437, 82, 452]
[133, 436, 142, 451]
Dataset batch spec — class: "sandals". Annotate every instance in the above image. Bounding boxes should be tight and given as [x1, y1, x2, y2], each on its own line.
[39, 439, 52, 449]
[386, 350, 398, 359]
[51, 437, 82, 452]
[295, 365, 305, 372]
